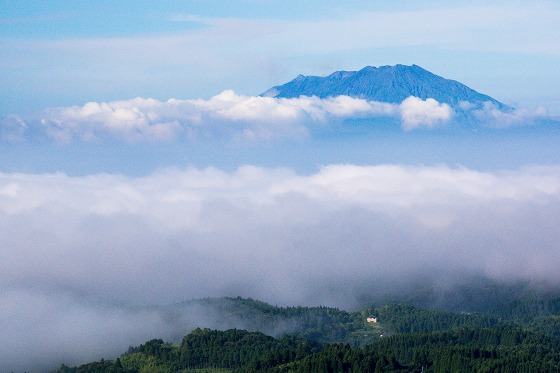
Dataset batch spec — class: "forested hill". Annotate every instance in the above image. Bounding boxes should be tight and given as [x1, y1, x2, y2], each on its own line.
[55, 325, 560, 372]
[53, 297, 560, 372]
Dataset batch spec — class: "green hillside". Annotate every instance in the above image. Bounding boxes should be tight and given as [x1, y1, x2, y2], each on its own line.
[53, 297, 560, 373]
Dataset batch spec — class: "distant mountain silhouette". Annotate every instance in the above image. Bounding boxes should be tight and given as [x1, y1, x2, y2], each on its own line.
[261, 64, 508, 109]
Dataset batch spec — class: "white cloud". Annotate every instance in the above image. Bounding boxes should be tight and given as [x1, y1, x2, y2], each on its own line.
[473, 102, 550, 127]
[2, 163, 560, 370]
[281, 95, 397, 120]
[2, 164, 560, 291]
[41, 97, 188, 142]
[399, 96, 454, 130]
[32, 93, 387, 142]
[8, 93, 560, 144]
[17, 93, 461, 142]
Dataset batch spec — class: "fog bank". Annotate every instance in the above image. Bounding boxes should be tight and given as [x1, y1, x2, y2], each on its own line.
[1, 164, 560, 370]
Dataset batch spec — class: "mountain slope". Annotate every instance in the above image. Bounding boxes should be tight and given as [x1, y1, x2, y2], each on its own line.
[261, 64, 508, 109]
[54, 298, 560, 373]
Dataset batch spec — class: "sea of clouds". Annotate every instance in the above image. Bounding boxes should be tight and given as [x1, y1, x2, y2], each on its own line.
[2, 163, 560, 370]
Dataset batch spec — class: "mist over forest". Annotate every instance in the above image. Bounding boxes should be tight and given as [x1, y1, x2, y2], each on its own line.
[2, 163, 560, 371]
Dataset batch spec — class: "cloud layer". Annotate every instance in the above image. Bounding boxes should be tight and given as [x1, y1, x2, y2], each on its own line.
[4, 91, 554, 144]
[2, 164, 560, 370]
[34, 92, 421, 141]
[8, 91, 554, 143]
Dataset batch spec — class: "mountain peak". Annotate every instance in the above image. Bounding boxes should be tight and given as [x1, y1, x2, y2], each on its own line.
[261, 64, 508, 109]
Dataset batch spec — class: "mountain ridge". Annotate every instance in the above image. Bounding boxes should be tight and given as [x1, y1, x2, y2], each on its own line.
[261, 64, 509, 110]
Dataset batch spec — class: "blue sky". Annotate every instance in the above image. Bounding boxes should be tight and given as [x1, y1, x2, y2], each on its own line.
[2, 1, 560, 371]
[1, 0, 559, 115]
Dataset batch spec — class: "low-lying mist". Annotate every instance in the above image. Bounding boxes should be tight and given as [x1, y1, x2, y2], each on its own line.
[1, 163, 560, 371]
